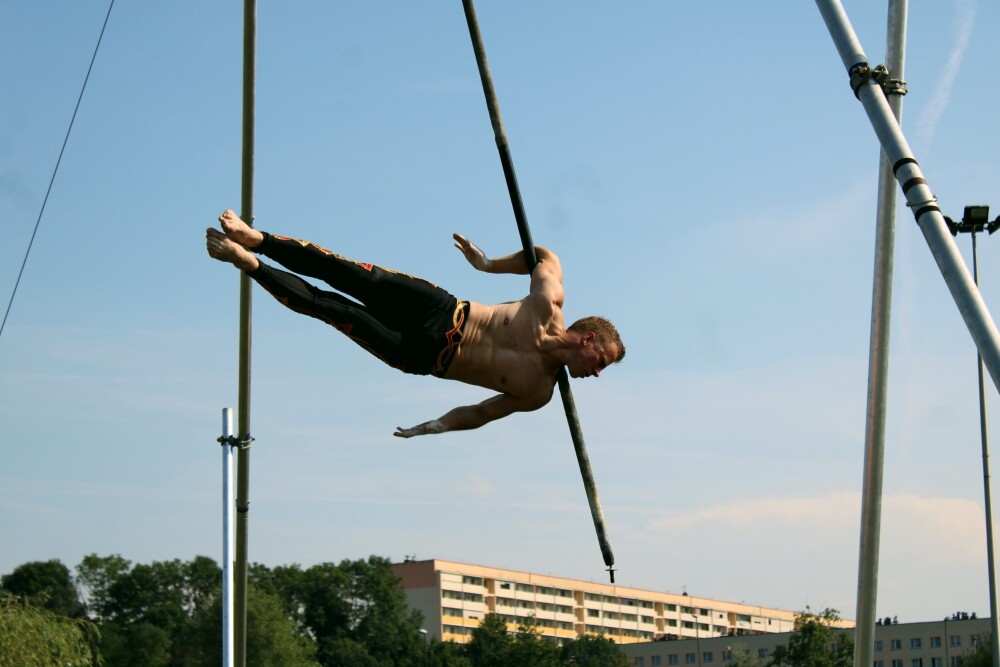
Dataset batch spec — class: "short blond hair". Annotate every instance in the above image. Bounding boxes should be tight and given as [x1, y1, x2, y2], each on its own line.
[568, 316, 625, 362]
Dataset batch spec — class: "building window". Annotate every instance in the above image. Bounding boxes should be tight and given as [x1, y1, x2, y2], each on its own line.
[702, 651, 713, 662]
[911, 659, 923, 667]
[891, 639, 902, 650]
[891, 660, 903, 667]
[874, 662, 883, 667]
[651, 657, 662, 666]
[668, 656, 679, 666]
[634, 659, 644, 667]
[949, 635, 961, 647]
[666, 604, 677, 612]
[930, 637, 942, 648]
[911, 638, 922, 649]
[875, 640, 883, 652]
[685, 653, 697, 664]
[930, 658, 943, 667]
[971, 634, 981, 647]
[757, 648, 768, 659]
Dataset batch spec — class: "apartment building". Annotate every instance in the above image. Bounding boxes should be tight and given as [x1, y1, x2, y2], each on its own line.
[619, 616, 991, 666]
[392, 558, 851, 645]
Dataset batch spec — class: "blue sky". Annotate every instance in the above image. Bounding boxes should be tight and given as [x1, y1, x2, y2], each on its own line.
[2, 1, 999, 624]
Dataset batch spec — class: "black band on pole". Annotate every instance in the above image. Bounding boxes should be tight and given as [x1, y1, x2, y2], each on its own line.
[461, 0, 615, 579]
[913, 205, 941, 220]
[892, 156, 918, 176]
[900, 177, 926, 195]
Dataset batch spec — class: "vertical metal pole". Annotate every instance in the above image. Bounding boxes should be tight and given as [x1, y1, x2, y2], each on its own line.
[461, 0, 616, 581]
[235, 1, 256, 665]
[854, 3, 907, 667]
[221, 408, 235, 667]
[971, 233, 1000, 667]
[815, 0, 1000, 397]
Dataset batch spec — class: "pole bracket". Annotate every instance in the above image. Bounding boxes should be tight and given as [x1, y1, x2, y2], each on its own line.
[218, 434, 254, 450]
[849, 62, 907, 99]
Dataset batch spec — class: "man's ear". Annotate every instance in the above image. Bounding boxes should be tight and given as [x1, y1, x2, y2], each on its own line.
[581, 331, 596, 345]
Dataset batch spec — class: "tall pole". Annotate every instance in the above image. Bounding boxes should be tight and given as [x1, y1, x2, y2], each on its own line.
[815, 0, 1000, 402]
[461, 0, 615, 581]
[221, 408, 235, 667]
[235, 0, 256, 665]
[950, 211, 1000, 667]
[854, 3, 907, 667]
[971, 232, 1000, 667]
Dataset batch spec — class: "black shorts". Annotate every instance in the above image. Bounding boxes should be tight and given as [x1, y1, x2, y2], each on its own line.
[248, 233, 468, 376]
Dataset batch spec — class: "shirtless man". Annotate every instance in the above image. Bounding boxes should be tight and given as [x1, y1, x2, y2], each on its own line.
[205, 210, 625, 438]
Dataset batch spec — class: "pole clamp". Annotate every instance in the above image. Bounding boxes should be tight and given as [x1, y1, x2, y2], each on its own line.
[849, 63, 908, 99]
[218, 434, 254, 450]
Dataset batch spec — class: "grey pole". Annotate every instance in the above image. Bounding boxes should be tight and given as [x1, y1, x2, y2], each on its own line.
[854, 3, 907, 667]
[815, 0, 1000, 396]
[234, 0, 256, 665]
[967, 228, 1000, 667]
[461, 0, 615, 581]
[221, 408, 235, 667]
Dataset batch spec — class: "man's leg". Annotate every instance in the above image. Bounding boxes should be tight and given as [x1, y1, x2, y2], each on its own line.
[217, 210, 451, 330]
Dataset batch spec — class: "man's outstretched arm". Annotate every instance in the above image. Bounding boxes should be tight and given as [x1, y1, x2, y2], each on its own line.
[393, 392, 548, 438]
[453, 234, 559, 275]
[453, 234, 564, 307]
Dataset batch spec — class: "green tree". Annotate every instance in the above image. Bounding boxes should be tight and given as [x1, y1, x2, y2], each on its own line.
[559, 634, 630, 667]
[427, 638, 472, 667]
[76, 554, 131, 621]
[728, 644, 763, 667]
[99, 621, 172, 667]
[508, 617, 560, 667]
[0, 591, 98, 667]
[2, 559, 85, 618]
[72, 554, 224, 666]
[960, 634, 993, 667]
[767, 608, 852, 667]
[466, 613, 513, 667]
[258, 556, 427, 667]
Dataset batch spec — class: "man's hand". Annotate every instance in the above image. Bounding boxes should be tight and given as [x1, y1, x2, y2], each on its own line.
[453, 234, 492, 272]
[393, 419, 446, 438]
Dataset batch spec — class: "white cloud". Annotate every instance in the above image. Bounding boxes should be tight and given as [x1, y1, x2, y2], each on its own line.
[914, 0, 976, 149]
[452, 472, 496, 498]
[641, 491, 989, 618]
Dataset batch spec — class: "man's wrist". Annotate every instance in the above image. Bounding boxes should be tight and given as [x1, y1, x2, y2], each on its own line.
[424, 419, 446, 434]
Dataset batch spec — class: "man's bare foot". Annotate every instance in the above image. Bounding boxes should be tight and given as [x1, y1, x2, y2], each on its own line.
[218, 209, 263, 248]
[206, 228, 260, 272]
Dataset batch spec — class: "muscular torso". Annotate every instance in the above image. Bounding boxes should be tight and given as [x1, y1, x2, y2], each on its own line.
[445, 297, 563, 405]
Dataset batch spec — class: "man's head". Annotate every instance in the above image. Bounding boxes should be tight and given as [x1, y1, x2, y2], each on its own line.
[566, 316, 625, 378]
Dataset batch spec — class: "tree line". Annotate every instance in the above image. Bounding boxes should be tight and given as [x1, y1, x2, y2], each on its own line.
[4, 556, 991, 667]
[0, 554, 629, 666]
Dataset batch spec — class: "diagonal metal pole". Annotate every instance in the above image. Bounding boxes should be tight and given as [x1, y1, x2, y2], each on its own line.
[234, 0, 256, 665]
[815, 0, 1000, 396]
[461, 0, 616, 582]
[854, 3, 907, 667]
